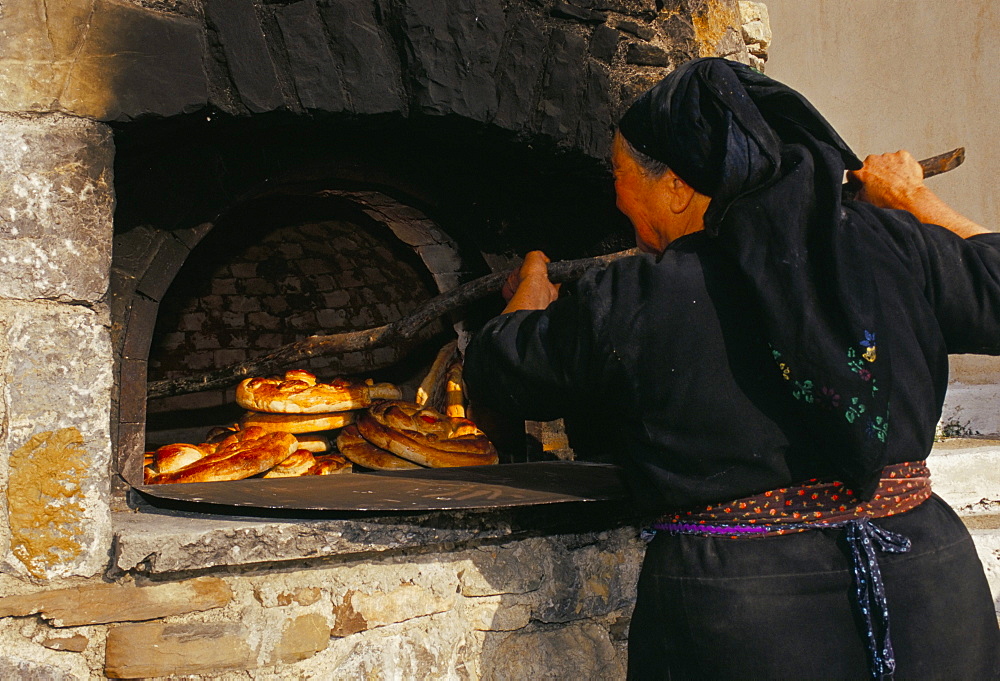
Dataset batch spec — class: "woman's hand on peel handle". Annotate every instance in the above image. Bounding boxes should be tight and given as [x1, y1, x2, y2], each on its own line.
[849, 150, 989, 238]
[501, 251, 560, 313]
[849, 150, 925, 211]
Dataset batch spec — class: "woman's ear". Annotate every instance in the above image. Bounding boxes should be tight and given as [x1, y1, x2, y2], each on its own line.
[663, 171, 697, 214]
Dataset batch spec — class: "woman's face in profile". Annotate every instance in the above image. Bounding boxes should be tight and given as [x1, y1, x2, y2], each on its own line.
[612, 133, 663, 254]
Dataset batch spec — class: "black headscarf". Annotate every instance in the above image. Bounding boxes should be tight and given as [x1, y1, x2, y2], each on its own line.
[619, 58, 890, 498]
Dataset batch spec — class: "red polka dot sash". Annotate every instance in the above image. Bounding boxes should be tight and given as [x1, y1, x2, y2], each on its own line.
[654, 461, 930, 538]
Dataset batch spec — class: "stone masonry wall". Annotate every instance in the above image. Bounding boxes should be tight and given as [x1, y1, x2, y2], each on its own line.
[0, 524, 644, 679]
[0, 113, 116, 582]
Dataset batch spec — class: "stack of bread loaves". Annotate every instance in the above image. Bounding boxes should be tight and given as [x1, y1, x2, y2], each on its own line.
[144, 370, 401, 483]
[143, 346, 499, 483]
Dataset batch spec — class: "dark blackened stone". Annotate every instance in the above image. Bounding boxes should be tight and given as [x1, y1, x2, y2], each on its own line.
[625, 42, 670, 67]
[577, 61, 613, 158]
[615, 19, 654, 41]
[206, 0, 285, 113]
[589, 24, 620, 63]
[82, 2, 208, 120]
[395, 0, 504, 120]
[550, 2, 607, 24]
[659, 13, 696, 47]
[274, 1, 348, 111]
[318, 0, 405, 115]
[591, 0, 657, 19]
[536, 28, 588, 142]
[494, 15, 549, 130]
[621, 72, 666, 106]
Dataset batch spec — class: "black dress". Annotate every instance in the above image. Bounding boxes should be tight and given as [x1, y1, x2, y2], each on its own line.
[464, 208, 1000, 679]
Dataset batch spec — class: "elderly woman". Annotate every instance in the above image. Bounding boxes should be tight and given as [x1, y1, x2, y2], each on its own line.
[464, 58, 1000, 679]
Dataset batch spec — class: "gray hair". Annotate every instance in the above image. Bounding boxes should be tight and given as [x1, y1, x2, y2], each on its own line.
[620, 135, 671, 178]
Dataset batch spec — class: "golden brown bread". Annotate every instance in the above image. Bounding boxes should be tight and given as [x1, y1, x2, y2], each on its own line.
[444, 360, 465, 418]
[336, 424, 423, 470]
[357, 400, 498, 468]
[239, 410, 355, 434]
[150, 443, 213, 475]
[235, 371, 401, 414]
[415, 340, 458, 407]
[146, 427, 298, 484]
[307, 452, 353, 475]
[262, 449, 317, 478]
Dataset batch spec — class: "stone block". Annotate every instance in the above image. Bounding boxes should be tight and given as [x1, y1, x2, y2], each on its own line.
[616, 19, 655, 40]
[385, 219, 441, 248]
[318, 0, 406, 115]
[738, 0, 771, 53]
[396, 0, 504, 120]
[105, 621, 254, 678]
[590, 25, 622, 63]
[206, 0, 284, 113]
[551, 2, 608, 24]
[494, 15, 548, 131]
[1, 302, 113, 579]
[463, 597, 532, 632]
[0, 0, 207, 119]
[531, 532, 643, 624]
[274, 613, 331, 664]
[0, 577, 232, 626]
[0, 114, 114, 302]
[0, 655, 79, 681]
[625, 42, 671, 67]
[592, 0, 657, 17]
[481, 622, 623, 680]
[136, 236, 189, 302]
[536, 29, 589, 143]
[578, 61, 613, 158]
[275, 1, 349, 111]
[331, 584, 454, 637]
[460, 540, 549, 596]
[417, 244, 465, 275]
[41, 633, 89, 652]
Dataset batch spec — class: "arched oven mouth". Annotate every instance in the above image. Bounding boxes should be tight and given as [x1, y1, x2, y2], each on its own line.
[111, 116, 632, 516]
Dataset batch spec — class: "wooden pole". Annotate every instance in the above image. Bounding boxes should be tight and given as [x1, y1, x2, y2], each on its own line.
[146, 249, 636, 398]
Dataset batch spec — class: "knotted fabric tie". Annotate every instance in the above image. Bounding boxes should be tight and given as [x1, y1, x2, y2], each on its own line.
[843, 518, 911, 680]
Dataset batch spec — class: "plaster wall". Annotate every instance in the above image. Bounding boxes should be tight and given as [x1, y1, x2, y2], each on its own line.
[764, 0, 1000, 428]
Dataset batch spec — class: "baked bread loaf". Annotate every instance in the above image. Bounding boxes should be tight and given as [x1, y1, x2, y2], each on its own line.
[262, 448, 316, 478]
[236, 370, 400, 414]
[336, 424, 423, 470]
[357, 400, 498, 467]
[146, 427, 298, 484]
[415, 340, 457, 407]
[150, 443, 214, 475]
[292, 433, 331, 453]
[444, 360, 465, 418]
[308, 452, 353, 475]
[239, 410, 355, 434]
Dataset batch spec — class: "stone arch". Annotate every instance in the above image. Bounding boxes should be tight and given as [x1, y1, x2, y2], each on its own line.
[111, 186, 472, 494]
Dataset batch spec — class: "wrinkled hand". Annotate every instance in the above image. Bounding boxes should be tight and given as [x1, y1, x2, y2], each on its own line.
[848, 150, 925, 210]
[501, 251, 560, 313]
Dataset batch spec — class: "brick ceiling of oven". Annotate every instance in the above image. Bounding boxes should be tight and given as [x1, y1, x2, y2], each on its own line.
[147, 218, 440, 383]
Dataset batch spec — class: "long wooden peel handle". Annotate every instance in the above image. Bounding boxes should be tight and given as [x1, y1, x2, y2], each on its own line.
[919, 147, 965, 179]
[146, 249, 638, 398]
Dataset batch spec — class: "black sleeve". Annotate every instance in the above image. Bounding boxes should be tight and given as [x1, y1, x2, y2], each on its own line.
[463, 263, 623, 421]
[879, 207, 1000, 354]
